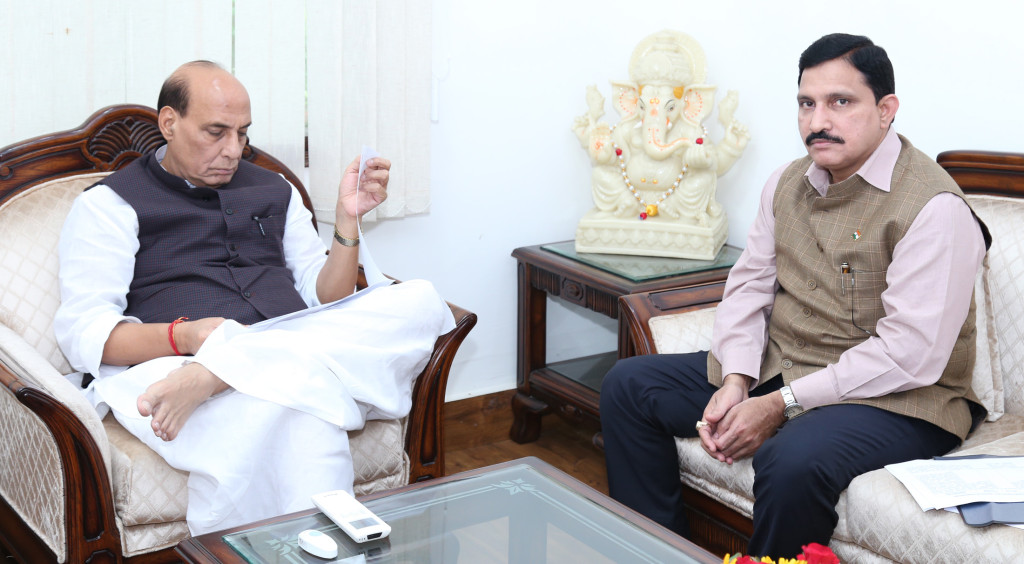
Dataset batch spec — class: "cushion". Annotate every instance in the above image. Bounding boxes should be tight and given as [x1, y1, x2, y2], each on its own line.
[104, 412, 408, 524]
[957, 413, 1024, 452]
[105, 415, 190, 527]
[0, 172, 110, 377]
[970, 254, 1004, 421]
[676, 436, 754, 518]
[834, 432, 1024, 563]
[650, 306, 718, 355]
[351, 417, 410, 495]
[967, 195, 1024, 417]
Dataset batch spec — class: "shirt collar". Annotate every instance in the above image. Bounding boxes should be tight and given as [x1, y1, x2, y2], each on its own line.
[155, 144, 197, 189]
[805, 126, 901, 195]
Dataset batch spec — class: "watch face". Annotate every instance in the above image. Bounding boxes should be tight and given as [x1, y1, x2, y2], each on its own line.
[785, 404, 803, 419]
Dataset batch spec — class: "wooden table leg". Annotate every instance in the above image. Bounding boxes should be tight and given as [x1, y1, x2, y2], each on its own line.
[511, 261, 550, 443]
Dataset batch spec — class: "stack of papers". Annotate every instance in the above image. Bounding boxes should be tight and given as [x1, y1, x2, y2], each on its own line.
[885, 455, 1024, 528]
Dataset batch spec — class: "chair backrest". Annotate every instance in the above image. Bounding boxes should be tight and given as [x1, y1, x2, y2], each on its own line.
[0, 104, 315, 375]
[939, 150, 1024, 419]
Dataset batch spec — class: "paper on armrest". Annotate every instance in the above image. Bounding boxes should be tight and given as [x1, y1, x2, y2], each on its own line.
[886, 456, 1024, 511]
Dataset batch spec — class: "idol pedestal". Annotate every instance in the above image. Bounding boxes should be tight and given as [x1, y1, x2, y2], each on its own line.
[575, 210, 728, 260]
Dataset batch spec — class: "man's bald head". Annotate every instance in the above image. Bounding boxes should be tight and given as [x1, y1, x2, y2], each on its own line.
[157, 60, 243, 117]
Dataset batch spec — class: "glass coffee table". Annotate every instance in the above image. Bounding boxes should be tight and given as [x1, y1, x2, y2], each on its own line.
[177, 457, 719, 563]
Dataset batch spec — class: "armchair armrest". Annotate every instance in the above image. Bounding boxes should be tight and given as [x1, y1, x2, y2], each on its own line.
[618, 281, 726, 355]
[406, 302, 477, 482]
[0, 324, 120, 563]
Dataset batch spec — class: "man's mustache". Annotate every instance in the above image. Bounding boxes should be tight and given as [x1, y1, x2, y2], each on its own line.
[806, 131, 845, 146]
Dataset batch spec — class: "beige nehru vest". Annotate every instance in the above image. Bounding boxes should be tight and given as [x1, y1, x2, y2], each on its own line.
[709, 135, 984, 439]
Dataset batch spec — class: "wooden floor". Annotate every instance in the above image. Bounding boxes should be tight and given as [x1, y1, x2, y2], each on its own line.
[442, 390, 608, 495]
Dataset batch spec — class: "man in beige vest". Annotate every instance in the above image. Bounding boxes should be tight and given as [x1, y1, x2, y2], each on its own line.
[601, 33, 989, 556]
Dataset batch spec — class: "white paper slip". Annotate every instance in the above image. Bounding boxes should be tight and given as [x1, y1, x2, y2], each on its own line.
[356, 145, 390, 287]
[886, 456, 1024, 511]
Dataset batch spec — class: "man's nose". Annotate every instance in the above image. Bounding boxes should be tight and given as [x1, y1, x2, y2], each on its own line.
[808, 107, 830, 132]
[223, 136, 245, 160]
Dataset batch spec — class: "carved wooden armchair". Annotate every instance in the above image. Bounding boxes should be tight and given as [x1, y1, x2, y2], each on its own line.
[0, 105, 477, 563]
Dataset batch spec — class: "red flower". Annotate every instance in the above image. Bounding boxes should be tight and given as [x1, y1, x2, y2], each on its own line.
[735, 557, 760, 564]
[797, 543, 839, 564]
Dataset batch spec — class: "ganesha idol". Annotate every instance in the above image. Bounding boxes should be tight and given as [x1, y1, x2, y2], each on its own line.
[572, 30, 750, 260]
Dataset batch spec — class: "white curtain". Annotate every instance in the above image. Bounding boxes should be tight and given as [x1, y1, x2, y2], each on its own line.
[0, 0, 432, 221]
[303, 0, 432, 223]
[307, 0, 433, 222]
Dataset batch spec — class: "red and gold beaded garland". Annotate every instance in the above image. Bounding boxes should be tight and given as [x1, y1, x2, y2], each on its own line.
[611, 125, 708, 220]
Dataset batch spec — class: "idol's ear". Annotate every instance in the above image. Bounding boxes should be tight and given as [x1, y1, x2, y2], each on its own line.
[681, 84, 717, 125]
[610, 81, 639, 121]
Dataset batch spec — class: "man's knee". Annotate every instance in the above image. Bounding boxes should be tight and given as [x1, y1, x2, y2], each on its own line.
[600, 357, 647, 415]
[752, 434, 833, 497]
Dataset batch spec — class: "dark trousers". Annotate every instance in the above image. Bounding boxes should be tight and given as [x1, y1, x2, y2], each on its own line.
[600, 351, 960, 557]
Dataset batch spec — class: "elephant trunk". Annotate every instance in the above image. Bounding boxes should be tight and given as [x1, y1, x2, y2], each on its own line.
[643, 122, 687, 160]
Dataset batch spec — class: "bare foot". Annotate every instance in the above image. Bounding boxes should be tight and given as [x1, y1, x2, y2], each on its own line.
[137, 362, 228, 441]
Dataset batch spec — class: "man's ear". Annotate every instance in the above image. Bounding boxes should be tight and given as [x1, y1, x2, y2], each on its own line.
[158, 106, 178, 140]
[878, 94, 899, 128]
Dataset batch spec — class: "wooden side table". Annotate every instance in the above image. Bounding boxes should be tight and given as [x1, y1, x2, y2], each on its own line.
[510, 241, 739, 443]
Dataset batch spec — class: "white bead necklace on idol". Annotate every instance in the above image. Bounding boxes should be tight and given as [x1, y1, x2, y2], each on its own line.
[610, 122, 709, 220]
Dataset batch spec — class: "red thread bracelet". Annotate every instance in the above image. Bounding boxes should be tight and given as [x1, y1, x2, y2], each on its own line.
[168, 316, 189, 356]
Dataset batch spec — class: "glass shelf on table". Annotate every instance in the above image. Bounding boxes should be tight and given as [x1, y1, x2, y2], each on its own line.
[541, 241, 742, 283]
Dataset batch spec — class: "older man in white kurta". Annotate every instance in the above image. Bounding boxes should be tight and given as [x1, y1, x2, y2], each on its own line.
[53, 61, 454, 534]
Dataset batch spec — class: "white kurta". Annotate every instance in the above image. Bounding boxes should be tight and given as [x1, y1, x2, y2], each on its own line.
[92, 280, 455, 534]
[54, 156, 457, 534]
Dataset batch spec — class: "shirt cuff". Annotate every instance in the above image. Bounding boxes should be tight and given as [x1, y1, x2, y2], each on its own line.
[79, 314, 140, 376]
[719, 347, 765, 388]
[788, 369, 840, 410]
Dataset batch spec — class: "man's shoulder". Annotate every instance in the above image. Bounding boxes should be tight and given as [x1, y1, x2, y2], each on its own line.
[771, 155, 814, 191]
[893, 134, 960, 192]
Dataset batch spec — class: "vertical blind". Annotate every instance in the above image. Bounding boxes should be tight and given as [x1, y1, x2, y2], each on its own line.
[0, 0, 432, 222]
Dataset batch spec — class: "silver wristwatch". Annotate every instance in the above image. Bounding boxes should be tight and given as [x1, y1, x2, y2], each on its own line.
[780, 386, 804, 419]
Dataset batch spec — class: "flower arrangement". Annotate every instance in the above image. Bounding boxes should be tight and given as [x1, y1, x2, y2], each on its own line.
[723, 542, 840, 564]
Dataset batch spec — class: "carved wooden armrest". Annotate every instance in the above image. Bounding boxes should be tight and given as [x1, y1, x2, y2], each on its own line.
[618, 281, 726, 356]
[0, 325, 119, 562]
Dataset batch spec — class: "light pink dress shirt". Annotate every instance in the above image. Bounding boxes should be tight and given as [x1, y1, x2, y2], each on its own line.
[711, 127, 987, 409]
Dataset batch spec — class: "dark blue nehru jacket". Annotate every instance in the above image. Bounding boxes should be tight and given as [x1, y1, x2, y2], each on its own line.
[100, 152, 311, 325]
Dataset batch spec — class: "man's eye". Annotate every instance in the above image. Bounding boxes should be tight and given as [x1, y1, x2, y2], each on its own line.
[834, 99, 849, 106]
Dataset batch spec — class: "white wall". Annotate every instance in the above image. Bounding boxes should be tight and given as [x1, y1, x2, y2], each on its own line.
[3, 1, 1023, 402]
[370, 0, 1024, 400]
